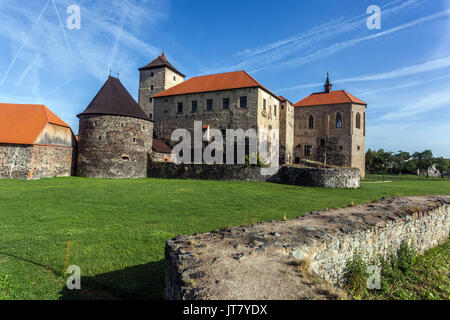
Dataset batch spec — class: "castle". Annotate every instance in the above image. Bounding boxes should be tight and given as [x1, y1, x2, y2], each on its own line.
[0, 52, 367, 180]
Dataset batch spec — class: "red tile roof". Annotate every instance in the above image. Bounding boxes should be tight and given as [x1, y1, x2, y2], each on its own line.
[0, 103, 70, 145]
[294, 90, 366, 107]
[153, 71, 280, 100]
[278, 95, 293, 105]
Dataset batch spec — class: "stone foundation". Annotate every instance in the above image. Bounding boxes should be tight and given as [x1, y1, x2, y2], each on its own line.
[164, 196, 450, 300]
[269, 165, 360, 188]
[148, 162, 268, 181]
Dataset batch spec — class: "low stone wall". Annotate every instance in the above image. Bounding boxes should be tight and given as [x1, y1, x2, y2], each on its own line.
[0, 144, 76, 180]
[164, 196, 450, 300]
[268, 166, 360, 188]
[148, 161, 267, 182]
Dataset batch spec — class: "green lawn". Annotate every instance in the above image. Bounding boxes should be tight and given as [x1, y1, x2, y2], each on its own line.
[0, 176, 449, 300]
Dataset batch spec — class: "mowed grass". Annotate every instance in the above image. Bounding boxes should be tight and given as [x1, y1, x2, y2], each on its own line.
[0, 177, 449, 300]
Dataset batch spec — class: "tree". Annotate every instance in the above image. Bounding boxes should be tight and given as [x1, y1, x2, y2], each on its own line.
[413, 150, 434, 178]
[435, 157, 449, 178]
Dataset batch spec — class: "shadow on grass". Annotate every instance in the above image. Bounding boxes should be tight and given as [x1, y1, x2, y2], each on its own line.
[59, 259, 165, 300]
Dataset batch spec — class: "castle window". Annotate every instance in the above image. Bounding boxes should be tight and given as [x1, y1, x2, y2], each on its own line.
[263, 99, 267, 111]
[339, 146, 343, 151]
[304, 145, 312, 156]
[357, 146, 361, 151]
[223, 98, 230, 109]
[173, 76, 176, 81]
[336, 113, 342, 128]
[151, 85, 154, 90]
[308, 115, 314, 129]
[274, 105, 277, 116]
[177, 102, 183, 114]
[121, 155, 130, 161]
[320, 139, 325, 147]
[133, 138, 137, 143]
[98, 136, 102, 141]
[149, 98, 153, 103]
[240, 96, 247, 108]
[356, 112, 361, 129]
[150, 72, 154, 77]
[149, 113, 153, 119]
[192, 100, 198, 113]
[363, 112, 366, 137]
[207, 99, 213, 111]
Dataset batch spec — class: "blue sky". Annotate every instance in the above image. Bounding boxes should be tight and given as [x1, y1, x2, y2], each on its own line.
[0, 0, 449, 157]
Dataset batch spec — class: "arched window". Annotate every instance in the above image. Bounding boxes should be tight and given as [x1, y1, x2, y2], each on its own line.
[308, 115, 314, 129]
[356, 113, 361, 129]
[336, 113, 342, 128]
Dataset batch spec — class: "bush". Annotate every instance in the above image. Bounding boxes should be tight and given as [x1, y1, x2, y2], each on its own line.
[342, 254, 369, 299]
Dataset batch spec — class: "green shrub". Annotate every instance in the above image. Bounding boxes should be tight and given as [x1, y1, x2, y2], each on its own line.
[342, 254, 369, 299]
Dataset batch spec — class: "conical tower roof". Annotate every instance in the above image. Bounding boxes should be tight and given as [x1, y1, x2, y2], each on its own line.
[77, 76, 151, 121]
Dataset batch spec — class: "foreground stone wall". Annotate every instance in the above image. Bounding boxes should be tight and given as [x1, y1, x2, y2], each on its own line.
[0, 144, 76, 180]
[148, 161, 267, 181]
[269, 165, 360, 188]
[164, 196, 449, 300]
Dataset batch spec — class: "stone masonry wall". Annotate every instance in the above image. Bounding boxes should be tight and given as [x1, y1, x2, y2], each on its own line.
[77, 115, 153, 178]
[0, 144, 75, 180]
[269, 165, 360, 188]
[164, 196, 450, 300]
[148, 161, 267, 182]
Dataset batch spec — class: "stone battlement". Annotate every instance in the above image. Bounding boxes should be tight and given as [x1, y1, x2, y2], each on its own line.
[164, 196, 450, 300]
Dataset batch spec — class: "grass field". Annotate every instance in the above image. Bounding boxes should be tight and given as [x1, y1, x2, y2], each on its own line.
[0, 176, 449, 300]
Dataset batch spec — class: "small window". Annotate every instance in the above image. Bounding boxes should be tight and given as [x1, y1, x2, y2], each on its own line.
[320, 139, 325, 147]
[133, 138, 137, 143]
[207, 99, 214, 111]
[173, 76, 176, 81]
[336, 113, 342, 128]
[357, 145, 361, 151]
[304, 145, 312, 156]
[263, 99, 267, 111]
[295, 157, 300, 164]
[308, 115, 314, 129]
[240, 96, 247, 108]
[94, 121, 98, 126]
[274, 105, 277, 116]
[121, 155, 130, 161]
[177, 102, 183, 114]
[149, 98, 153, 103]
[339, 146, 343, 151]
[151, 85, 154, 91]
[223, 98, 230, 109]
[150, 72, 154, 77]
[356, 112, 361, 129]
[192, 100, 198, 113]
[98, 136, 102, 141]
[149, 113, 153, 119]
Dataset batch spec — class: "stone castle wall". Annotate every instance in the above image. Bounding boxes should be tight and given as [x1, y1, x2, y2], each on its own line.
[77, 115, 153, 178]
[0, 143, 76, 180]
[164, 196, 450, 300]
[268, 165, 360, 188]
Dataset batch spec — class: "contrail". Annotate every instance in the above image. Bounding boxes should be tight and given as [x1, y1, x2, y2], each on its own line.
[0, 0, 51, 86]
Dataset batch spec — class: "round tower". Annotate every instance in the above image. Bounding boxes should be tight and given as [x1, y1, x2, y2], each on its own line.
[77, 76, 153, 178]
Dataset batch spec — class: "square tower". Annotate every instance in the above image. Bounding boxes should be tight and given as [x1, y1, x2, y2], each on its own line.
[138, 52, 185, 120]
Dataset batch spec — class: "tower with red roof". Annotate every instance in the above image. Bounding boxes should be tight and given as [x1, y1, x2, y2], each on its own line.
[293, 74, 367, 177]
